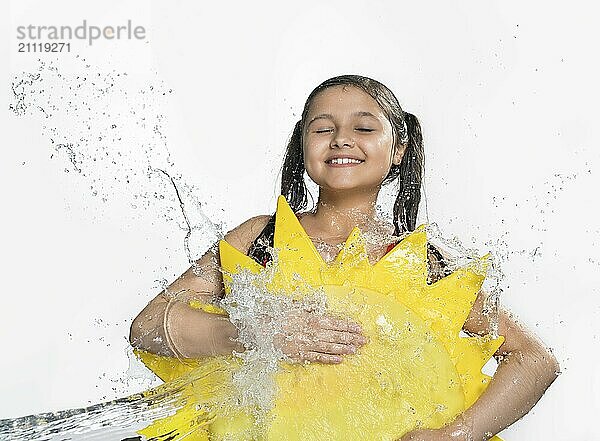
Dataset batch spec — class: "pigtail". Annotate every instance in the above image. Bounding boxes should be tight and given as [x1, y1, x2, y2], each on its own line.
[281, 120, 309, 212]
[392, 112, 424, 236]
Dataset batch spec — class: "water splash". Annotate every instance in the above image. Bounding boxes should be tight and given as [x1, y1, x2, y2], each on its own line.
[8, 56, 223, 267]
[0, 370, 191, 440]
[0, 264, 319, 440]
[219, 262, 328, 423]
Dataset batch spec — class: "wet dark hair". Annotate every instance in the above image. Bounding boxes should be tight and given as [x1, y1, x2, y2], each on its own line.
[281, 74, 424, 235]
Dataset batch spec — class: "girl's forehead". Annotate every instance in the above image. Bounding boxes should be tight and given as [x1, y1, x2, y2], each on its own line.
[307, 85, 384, 116]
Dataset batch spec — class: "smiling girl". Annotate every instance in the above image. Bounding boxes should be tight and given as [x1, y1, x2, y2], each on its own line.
[130, 75, 559, 440]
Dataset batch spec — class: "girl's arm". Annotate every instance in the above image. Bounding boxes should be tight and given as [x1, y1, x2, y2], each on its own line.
[401, 290, 561, 440]
[456, 291, 560, 438]
[129, 215, 272, 357]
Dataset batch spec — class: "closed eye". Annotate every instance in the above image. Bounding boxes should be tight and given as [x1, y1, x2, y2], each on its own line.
[313, 128, 374, 133]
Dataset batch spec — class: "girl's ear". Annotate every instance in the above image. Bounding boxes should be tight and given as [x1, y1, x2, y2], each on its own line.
[392, 143, 407, 165]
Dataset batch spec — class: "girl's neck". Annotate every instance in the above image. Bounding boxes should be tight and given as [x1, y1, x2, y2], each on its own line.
[308, 188, 383, 240]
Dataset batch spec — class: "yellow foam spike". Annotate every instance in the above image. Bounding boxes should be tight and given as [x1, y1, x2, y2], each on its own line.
[371, 230, 428, 297]
[218, 239, 264, 295]
[322, 227, 372, 286]
[270, 195, 325, 294]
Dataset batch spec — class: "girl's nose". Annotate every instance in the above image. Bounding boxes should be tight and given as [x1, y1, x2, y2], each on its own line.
[331, 129, 355, 149]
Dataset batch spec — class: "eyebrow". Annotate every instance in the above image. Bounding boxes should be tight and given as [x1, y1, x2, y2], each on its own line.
[306, 111, 379, 127]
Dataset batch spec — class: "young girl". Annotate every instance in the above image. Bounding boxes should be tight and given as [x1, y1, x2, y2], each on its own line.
[130, 75, 560, 440]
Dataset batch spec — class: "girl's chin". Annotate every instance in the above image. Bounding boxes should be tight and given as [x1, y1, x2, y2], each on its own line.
[310, 173, 388, 192]
[318, 182, 379, 193]
[308, 173, 387, 193]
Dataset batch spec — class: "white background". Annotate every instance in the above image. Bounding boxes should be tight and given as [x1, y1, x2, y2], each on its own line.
[2, 1, 599, 439]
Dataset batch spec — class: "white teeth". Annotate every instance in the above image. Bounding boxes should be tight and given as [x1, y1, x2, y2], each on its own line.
[329, 158, 362, 164]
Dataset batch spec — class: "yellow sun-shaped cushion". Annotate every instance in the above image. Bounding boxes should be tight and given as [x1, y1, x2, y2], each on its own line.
[135, 195, 505, 440]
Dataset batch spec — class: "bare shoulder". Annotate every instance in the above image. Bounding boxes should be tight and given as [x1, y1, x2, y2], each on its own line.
[223, 214, 272, 254]
[157, 215, 271, 304]
[463, 290, 550, 359]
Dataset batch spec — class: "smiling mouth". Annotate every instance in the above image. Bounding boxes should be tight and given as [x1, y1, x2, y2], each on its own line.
[325, 158, 364, 165]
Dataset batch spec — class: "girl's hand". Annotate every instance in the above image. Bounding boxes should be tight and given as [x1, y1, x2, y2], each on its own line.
[273, 309, 368, 364]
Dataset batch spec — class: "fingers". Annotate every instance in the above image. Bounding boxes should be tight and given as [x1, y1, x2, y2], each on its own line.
[277, 310, 369, 365]
[280, 331, 366, 365]
[287, 320, 367, 348]
[297, 313, 366, 340]
[278, 332, 360, 354]
[314, 315, 363, 334]
[285, 350, 343, 365]
[311, 340, 357, 355]
[300, 351, 343, 364]
[315, 328, 368, 347]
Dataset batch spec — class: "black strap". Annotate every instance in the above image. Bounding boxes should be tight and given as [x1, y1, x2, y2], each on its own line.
[426, 242, 452, 283]
[247, 213, 276, 267]
[427, 242, 448, 268]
